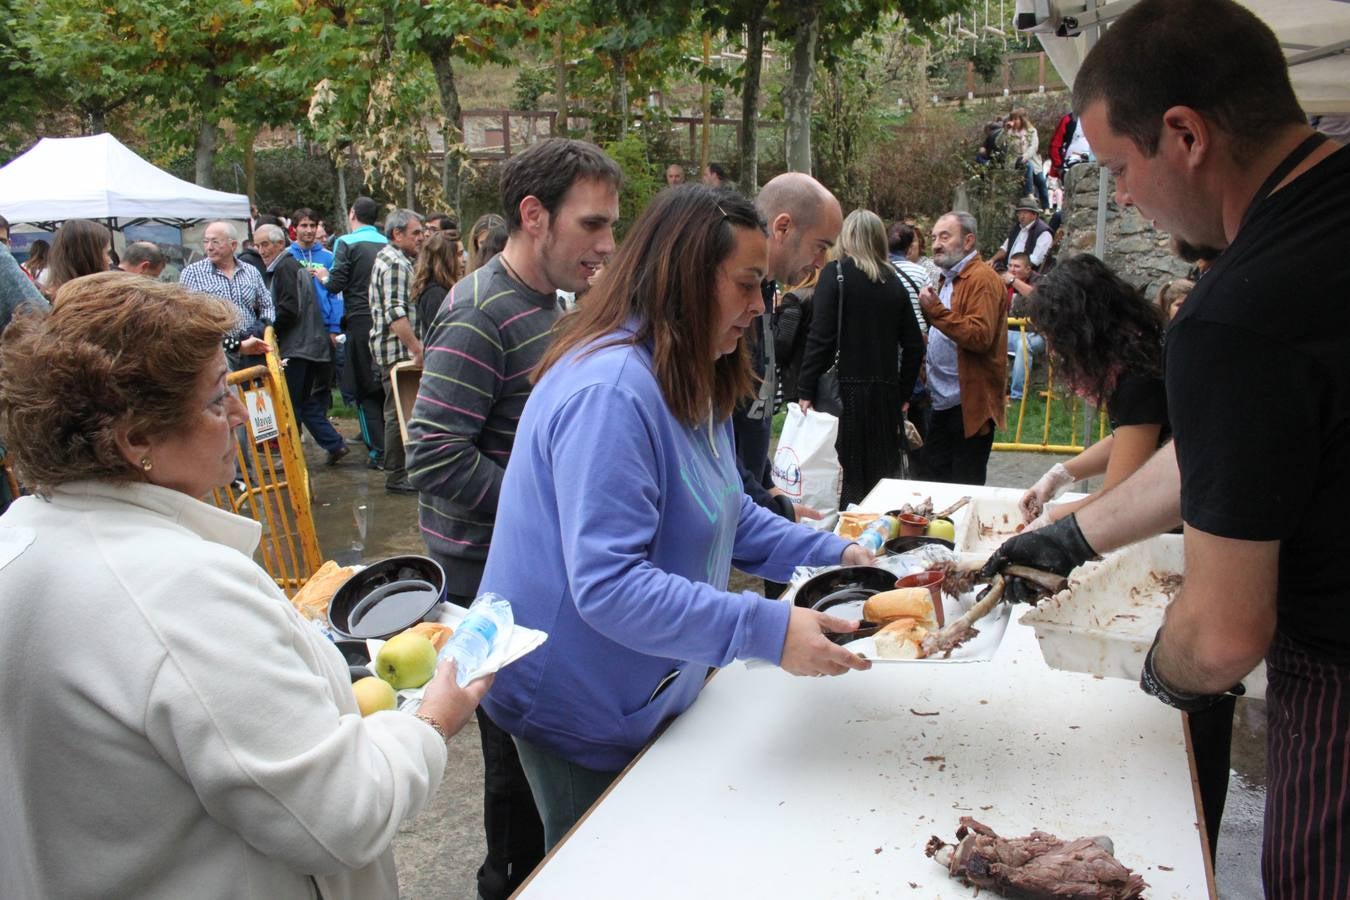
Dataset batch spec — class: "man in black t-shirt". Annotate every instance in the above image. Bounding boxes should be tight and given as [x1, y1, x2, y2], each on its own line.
[980, 1, 1350, 894]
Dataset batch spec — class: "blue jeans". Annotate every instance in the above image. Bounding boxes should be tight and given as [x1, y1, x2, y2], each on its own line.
[1021, 162, 1050, 210]
[1009, 331, 1045, 400]
[513, 735, 620, 851]
[283, 358, 346, 453]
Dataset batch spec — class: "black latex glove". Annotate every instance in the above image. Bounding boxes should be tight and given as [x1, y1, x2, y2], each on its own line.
[1140, 631, 1246, 712]
[979, 513, 1097, 604]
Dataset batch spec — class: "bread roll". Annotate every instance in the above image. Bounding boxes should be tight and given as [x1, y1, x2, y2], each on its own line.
[873, 618, 929, 659]
[290, 560, 357, 621]
[863, 587, 936, 629]
[407, 621, 454, 652]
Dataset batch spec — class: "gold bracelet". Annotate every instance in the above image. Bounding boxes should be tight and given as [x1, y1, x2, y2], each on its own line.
[414, 712, 450, 743]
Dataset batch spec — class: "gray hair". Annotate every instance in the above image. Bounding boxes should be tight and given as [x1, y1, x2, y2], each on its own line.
[254, 224, 286, 244]
[943, 210, 978, 239]
[121, 241, 166, 268]
[384, 208, 423, 239]
[207, 220, 239, 242]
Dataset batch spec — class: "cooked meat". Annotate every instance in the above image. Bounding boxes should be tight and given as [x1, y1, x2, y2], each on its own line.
[930, 559, 980, 598]
[897, 498, 935, 519]
[919, 619, 979, 659]
[925, 817, 1148, 899]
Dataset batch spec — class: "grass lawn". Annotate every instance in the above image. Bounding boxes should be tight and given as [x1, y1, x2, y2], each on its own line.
[998, 389, 1107, 448]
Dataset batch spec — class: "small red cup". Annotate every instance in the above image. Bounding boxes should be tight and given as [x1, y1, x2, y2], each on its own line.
[898, 513, 930, 536]
[896, 570, 945, 626]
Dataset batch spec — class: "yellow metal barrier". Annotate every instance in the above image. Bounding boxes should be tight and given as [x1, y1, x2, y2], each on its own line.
[207, 328, 324, 595]
[994, 318, 1108, 454]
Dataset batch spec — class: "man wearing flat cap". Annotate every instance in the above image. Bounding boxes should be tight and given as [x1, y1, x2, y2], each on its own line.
[988, 195, 1053, 272]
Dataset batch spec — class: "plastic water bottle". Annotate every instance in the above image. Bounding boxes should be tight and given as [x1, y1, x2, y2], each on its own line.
[439, 593, 514, 686]
[855, 515, 899, 555]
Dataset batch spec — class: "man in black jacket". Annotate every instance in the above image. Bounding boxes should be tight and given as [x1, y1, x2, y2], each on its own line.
[256, 225, 349, 464]
[318, 197, 387, 466]
[732, 172, 843, 576]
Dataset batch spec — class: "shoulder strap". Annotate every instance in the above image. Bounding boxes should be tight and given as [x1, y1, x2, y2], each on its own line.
[833, 261, 844, 366]
[893, 264, 922, 300]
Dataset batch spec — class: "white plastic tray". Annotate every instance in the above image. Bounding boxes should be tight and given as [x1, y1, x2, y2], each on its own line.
[960, 493, 1030, 554]
[1020, 534, 1266, 698]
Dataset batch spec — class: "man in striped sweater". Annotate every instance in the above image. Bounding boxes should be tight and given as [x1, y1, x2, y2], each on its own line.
[405, 138, 621, 900]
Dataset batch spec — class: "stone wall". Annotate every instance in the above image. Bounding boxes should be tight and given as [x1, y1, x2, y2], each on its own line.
[1058, 162, 1191, 300]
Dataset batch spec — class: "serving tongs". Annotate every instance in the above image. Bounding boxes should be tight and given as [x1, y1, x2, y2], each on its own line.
[812, 587, 886, 644]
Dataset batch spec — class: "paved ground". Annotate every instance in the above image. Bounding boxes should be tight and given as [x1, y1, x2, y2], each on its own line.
[301, 439, 1264, 898]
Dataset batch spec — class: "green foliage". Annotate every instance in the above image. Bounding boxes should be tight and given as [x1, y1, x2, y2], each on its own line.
[513, 66, 553, 111]
[168, 148, 367, 228]
[601, 133, 661, 241]
[966, 34, 1006, 84]
[813, 57, 885, 211]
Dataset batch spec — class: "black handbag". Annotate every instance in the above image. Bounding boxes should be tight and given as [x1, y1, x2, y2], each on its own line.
[812, 261, 845, 417]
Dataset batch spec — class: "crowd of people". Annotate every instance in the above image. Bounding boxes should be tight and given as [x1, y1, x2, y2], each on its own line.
[0, 0, 1345, 896]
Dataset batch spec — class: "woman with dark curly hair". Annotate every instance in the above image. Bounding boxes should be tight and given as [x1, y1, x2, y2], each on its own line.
[1017, 253, 1168, 529]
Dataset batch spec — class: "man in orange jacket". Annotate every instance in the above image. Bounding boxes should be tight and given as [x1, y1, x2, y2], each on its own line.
[916, 210, 1007, 485]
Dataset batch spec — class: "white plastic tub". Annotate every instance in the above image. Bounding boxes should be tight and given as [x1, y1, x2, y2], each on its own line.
[1021, 534, 1266, 698]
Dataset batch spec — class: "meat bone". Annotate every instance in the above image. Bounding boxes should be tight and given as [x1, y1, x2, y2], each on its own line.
[932, 495, 972, 519]
[919, 565, 1066, 658]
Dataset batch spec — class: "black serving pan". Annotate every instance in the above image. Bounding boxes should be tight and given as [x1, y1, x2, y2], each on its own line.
[793, 566, 898, 645]
[882, 534, 956, 556]
[328, 555, 446, 641]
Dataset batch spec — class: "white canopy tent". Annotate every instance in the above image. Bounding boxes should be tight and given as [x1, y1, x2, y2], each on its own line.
[0, 133, 250, 230]
[1016, 0, 1350, 115]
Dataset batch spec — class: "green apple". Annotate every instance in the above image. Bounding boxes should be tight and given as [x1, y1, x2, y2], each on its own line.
[926, 517, 957, 542]
[352, 676, 397, 716]
[375, 631, 439, 689]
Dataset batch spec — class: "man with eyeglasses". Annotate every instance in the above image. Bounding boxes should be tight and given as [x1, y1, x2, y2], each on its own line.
[180, 221, 273, 369]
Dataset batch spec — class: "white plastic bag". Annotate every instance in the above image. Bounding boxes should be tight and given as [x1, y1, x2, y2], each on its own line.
[771, 403, 842, 530]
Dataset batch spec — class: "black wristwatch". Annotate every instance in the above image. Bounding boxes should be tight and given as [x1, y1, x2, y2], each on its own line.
[1139, 631, 1245, 712]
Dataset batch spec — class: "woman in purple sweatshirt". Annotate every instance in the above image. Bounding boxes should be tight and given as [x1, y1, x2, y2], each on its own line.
[480, 185, 873, 849]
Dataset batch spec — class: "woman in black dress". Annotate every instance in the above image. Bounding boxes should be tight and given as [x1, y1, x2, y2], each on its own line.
[1016, 254, 1169, 529]
[798, 209, 925, 507]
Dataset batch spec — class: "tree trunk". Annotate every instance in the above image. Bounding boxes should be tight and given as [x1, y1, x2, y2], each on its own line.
[195, 72, 221, 188]
[739, 7, 767, 196]
[783, 9, 819, 174]
[195, 118, 218, 188]
[242, 127, 258, 205]
[335, 154, 348, 224]
[700, 32, 712, 173]
[612, 51, 629, 138]
[554, 31, 568, 136]
[404, 161, 416, 210]
[88, 107, 106, 135]
[424, 41, 464, 212]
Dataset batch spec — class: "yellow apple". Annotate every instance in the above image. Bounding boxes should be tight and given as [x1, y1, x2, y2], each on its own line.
[926, 517, 957, 542]
[352, 676, 397, 716]
[375, 632, 438, 689]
